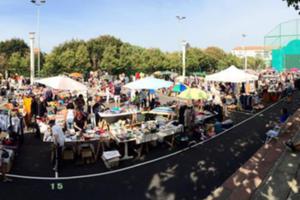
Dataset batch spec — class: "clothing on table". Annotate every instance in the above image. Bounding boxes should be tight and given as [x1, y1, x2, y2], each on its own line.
[23, 97, 32, 115]
[0, 113, 10, 131]
[239, 95, 253, 110]
[10, 116, 20, 134]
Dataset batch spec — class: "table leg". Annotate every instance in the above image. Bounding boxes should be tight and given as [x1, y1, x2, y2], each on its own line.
[120, 142, 133, 160]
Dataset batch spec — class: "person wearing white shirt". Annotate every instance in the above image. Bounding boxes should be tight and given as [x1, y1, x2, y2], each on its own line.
[50, 120, 65, 172]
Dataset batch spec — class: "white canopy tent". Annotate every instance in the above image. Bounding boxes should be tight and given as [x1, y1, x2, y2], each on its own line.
[205, 65, 258, 83]
[124, 77, 173, 90]
[34, 75, 88, 91]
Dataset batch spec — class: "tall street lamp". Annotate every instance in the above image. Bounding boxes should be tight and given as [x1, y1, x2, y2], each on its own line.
[29, 32, 35, 85]
[31, 0, 46, 77]
[242, 34, 248, 70]
[176, 16, 187, 78]
[182, 41, 188, 78]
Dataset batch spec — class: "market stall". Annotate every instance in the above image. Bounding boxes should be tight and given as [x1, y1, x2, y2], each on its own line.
[205, 65, 258, 83]
[34, 75, 88, 91]
[124, 76, 173, 90]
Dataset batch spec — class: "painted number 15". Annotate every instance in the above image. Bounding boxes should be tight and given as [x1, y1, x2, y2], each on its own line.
[50, 183, 63, 190]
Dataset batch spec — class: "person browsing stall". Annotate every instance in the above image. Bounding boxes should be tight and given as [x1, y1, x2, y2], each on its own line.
[114, 82, 122, 107]
[49, 120, 65, 172]
[73, 111, 87, 132]
[65, 102, 76, 130]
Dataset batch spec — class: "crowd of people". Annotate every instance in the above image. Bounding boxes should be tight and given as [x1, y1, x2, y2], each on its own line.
[0, 68, 299, 179]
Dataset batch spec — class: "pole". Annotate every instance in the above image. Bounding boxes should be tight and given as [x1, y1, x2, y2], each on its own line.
[242, 34, 247, 70]
[176, 16, 186, 77]
[29, 32, 35, 85]
[37, 6, 41, 77]
[182, 41, 187, 77]
[31, 0, 46, 77]
[245, 53, 248, 70]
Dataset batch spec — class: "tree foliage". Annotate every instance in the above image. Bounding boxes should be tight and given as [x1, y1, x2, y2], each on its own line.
[284, 0, 300, 12]
[42, 40, 90, 75]
[0, 38, 29, 75]
[0, 35, 267, 77]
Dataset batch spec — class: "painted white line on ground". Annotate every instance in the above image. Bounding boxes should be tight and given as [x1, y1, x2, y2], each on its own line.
[55, 172, 58, 178]
[6, 97, 287, 181]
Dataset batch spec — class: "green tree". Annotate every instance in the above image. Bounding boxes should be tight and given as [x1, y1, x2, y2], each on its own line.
[0, 38, 29, 57]
[130, 46, 146, 72]
[8, 52, 29, 76]
[247, 57, 266, 70]
[164, 52, 181, 72]
[42, 40, 90, 75]
[100, 45, 119, 73]
[199, 54, 218, 73]
[217, 54, 243, 70]
[284, 0, 300, 12]
[204, 47, 226, 60]
[74, 44, 90, 72]
[0, 53, 8, 75]
[87, 35, 123, 70]
[141, 48, 166, 73]
[186, 48, 218, 72]
[42, 53, 60, 76]
[118, 43, 136, 74]
[0, 39, 29, 76]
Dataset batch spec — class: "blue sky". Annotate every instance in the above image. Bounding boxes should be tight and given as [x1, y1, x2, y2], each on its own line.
[0, 0, 299, 53]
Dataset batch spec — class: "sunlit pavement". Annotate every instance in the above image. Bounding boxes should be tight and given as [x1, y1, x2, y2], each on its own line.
[206, 102, 300, 200]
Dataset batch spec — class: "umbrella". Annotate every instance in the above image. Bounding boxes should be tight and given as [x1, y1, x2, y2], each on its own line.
[34, 75, 87, 91]
[124, 77, 173, 90]
[179, 88, 208, 100]
[69, 72, 82, 78]
[172, 83, 187, 93]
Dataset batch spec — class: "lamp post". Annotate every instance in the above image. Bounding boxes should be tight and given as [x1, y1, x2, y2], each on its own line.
[31, 0, 46, 77]
[29, 32, 35, 85]
[176, 16, 187, 77]
[242, 34, 248, 70]
[182, 41, 188, 78]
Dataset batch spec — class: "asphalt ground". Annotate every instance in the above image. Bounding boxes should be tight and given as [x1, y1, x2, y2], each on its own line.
[1, 92, 300, 200]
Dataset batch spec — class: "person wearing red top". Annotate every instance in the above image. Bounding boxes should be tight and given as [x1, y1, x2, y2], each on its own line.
[135, 72, 140, 80]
